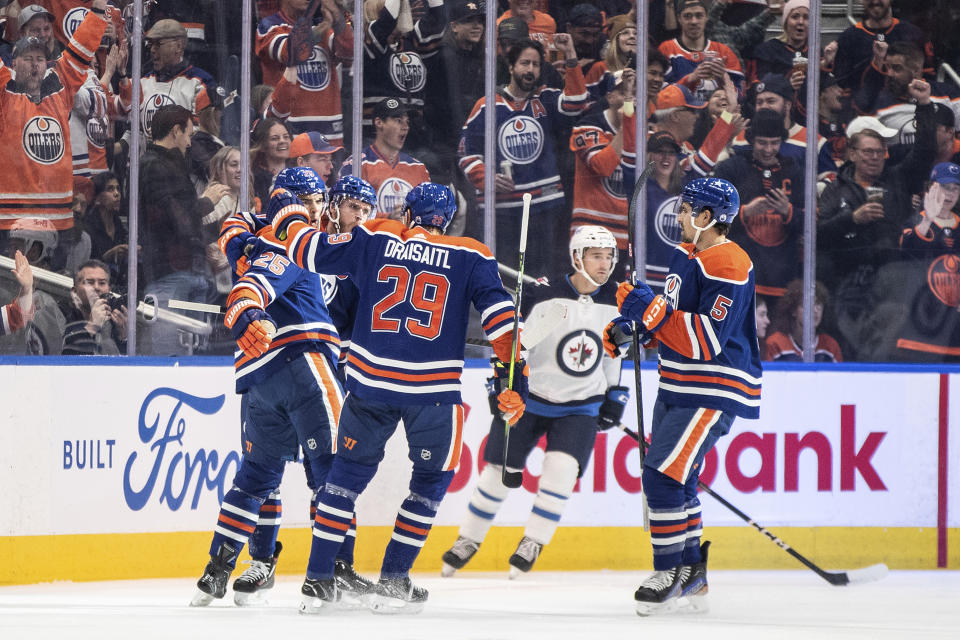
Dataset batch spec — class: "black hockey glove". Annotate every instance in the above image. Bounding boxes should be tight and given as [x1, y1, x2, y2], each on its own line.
[597, 385, 630, 430]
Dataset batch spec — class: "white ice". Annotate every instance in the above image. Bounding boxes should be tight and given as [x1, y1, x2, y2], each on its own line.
[2, 570, 958, 640]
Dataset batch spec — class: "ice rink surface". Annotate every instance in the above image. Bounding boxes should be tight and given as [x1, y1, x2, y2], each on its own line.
[2, 570, 958, 640]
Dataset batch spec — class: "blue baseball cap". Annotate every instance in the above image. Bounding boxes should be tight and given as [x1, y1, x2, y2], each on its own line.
[930, 162, 960, 185]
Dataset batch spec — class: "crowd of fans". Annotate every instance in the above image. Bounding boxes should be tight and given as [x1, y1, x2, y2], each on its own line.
[0, 0, 957, 362]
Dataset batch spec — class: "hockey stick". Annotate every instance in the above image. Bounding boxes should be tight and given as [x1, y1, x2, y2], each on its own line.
[625, 161, 657, 531]
[501, 193, 532, 489]
[498, 262, 550, 287]
[618, 425, 889, 586]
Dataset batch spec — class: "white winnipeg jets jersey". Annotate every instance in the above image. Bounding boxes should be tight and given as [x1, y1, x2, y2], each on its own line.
[524, 275, 622, 417]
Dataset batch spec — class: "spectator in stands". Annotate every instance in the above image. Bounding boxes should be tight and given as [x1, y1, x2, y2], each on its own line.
[569, 67, 635, 281]
[659, 0, 744, 103]
[85, 171, 129, 275]
[251, 117, 292, 205]
[901, 162, 960, 261]
[290, 131, 342, 186]
[0, 250, 34, 340]
[833, 0, 932, 93]
[188, 91, 225, 190]
[856, 41, 958, 146]
[340, 97, 430, 219]
[496, 16, 562, 89]
[752, 0, 813, 83]
[497, 0, 556, 39]
[564, 4, 605, 71]
[582, 14, 637, 102]
[0, 219, 65, 355]
[139, 105, 229, 355]
[765, 279, 843, 362]
[0, 3, 107, 234]
[52, 176, 93, 276]
[460, 35, 587, 276]
[122, 18, 215, 141]
[817, 79, 936, 360]
[203, 146, 255, 301]
[59, 258, 126, 355]
[714, 109, 804, 300]
[704, 0, 777, 70]
[258, 0, 352, 142]
[689, 86, 728, 148]
[642, 130, 685, 291]
[812, 72, 847, 168]
[70, 42, 121, 181]
[755, 294, 770, 354]
[16, 5, 60, 61]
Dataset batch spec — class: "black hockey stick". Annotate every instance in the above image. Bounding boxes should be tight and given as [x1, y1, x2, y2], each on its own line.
[501, 193, 532, 489]
[625, 160, 656, 530]
[618, 425, 889, 586]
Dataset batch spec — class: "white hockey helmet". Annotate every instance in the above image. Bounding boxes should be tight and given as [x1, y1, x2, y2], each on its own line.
[9, 218, 58, 262]
[569, 225, 618, 288]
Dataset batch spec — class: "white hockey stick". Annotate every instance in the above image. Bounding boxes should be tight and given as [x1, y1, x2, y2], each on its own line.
[498, 262, 549, 287]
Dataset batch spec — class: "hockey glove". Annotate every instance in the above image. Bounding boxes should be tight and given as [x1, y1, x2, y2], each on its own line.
[497, 389, 526, 426]
[597, 385, 630, 430]
[485, 376, 500, 416]
[490, 357, 530, 403]
[265, 188, 309, 239]
[603, 317, 633, 358]
[617, 281, 672, 332]
[224, 298, 276, 359]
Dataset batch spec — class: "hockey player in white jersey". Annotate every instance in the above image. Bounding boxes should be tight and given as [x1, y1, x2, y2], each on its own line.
[441, 226, 629, 577]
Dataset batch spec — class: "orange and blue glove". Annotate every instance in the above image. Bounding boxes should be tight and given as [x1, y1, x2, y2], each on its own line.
[224, 297, 275, 359]
[265, 188, 309, 239]
[617, 281, 672, 332]
[491, 357, 529, 426]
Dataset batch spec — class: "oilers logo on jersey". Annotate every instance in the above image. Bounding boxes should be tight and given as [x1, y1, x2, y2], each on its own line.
[601, 164, 625, 199]
[389, 52, 426, 93]
[498, 116, 544, 165]
[654, 195, 684, 247]
[86, 114, 107, 150]
[556, 329, 603, 377]
[664, 274, 682, 307]
[63, 7, 89, 40]
[141, 94, 176, 137]
[22, 116, 65, 165]
[377, 177, 414, 217]
[297, 47, 331, 91]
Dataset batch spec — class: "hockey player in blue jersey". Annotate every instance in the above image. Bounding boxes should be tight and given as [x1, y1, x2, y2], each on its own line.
[265, 181, 527, 614]
[192, 168, 372, 608]
[441, 225, 629, 578]
[604, 177, 762, 616]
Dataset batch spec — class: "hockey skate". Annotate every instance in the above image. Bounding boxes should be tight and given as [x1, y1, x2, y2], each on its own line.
[334, 559, 375, 609]
[508, 536, 542, 579]
[441, 536, 480, 577]
[232, 541, 283, 606]
[190, 542, 239, 607]
[364, 576, 428, 615]
[679, 540, 710, 613]
[634, 566, 688, 616]
[298, 577, 340, 615]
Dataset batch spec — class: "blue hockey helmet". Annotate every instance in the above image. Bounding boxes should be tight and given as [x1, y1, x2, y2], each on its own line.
[678, 177, 741, 225]
[404, 182, 457, 232]
[272, 166, 325, 197]
[330, 174, 377, 208]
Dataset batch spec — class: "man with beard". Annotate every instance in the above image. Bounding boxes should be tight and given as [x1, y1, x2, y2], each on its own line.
[834, 0, 932, 93]
[459, 35, 587, 276]
[563, 4, 605, 71]
[714, 109, 804, 300]
[856, 40, 959, 147]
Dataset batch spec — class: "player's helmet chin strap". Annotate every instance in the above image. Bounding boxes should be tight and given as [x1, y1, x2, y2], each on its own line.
[690, 211, 716, 246]
[326, 197, 341, 232]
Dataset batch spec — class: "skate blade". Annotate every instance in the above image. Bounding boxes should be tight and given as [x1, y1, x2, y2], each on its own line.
[365, 593, 425, 615]
[233, 590, 269, 607]
[336, 589, 370, 611]
[635, 597, 680, 617]
[508, 565, 527, 580]
[681, 593, 709, 613]
[189, 589, 216, 607]
[299, 595, 336, 615]
[441, 563, 457, 578]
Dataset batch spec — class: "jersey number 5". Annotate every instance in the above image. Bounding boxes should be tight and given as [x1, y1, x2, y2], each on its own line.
[372, 265, 450, 340]
[710, 295, 733, 321]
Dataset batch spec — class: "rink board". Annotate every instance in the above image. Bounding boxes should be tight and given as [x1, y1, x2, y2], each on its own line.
[0, 358, 956, 584]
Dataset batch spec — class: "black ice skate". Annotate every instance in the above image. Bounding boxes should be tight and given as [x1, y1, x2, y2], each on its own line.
[680, 540, 710, 613]
[441, 536, 480, 577]
[508, 536, 543, 579]
[634, 566, 688, 616]
[232, 541, 283, 606]
[298, 577, 340, 615]
[190, 542, 239, 607]
[334, 558, 375, 609]
[364, 576, 429, 615]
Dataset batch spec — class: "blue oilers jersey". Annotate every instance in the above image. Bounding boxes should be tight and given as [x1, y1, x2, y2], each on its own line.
[523, 275, 623, 418]
[321, 273, 358, 368]
[653, 241, 762, 419]
[229, 237, 341, 393]
[282, 218, 517, 405]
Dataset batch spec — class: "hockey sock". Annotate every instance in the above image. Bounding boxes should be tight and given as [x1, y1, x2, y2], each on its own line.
[306, 483, 358, 580]
[523, 451, 578, 545]
[642, 465, 687, 570]
[681, 495, 703, 565]
[380, 491, 441, 579]
[335, 514, 358, 565]
[458, 464, 510, 544]
[248, 491, 282, 560]
[209, 486, 264, 565]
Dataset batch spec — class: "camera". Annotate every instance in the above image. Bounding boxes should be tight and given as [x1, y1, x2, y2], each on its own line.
[101, 291, 125, 312]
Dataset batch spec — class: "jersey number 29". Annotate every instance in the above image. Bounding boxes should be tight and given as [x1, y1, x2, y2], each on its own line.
[372, 265, 450, 340]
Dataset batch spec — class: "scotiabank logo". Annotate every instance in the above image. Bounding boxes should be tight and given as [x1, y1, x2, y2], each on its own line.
[448, 404, 886, 494]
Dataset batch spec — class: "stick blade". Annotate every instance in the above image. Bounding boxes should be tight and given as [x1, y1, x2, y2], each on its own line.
[840, 563, 889, 586]
[502, 469, 523, 489]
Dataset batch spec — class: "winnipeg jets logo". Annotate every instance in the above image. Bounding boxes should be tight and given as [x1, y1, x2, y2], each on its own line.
[556, 329, 602, 377]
